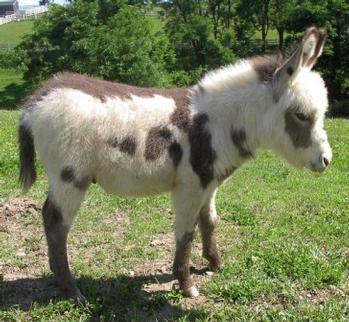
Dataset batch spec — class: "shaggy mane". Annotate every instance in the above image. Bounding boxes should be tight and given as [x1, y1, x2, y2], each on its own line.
[198, 54, 285, 94]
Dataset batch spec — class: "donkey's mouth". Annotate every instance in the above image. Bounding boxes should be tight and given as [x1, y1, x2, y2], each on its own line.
[309, 161, 327, 173]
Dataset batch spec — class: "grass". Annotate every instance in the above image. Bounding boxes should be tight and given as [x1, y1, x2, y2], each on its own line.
[0, 20, 34, 45]
[0, 70, 349, 321]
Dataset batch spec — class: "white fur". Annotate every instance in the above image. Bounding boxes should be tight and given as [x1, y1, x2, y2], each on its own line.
[20, 30, 332, 297]
[21, 56, 331, 228]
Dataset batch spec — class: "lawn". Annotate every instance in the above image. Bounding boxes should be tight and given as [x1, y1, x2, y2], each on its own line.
[0, 20, 34, 46]
[0, 72, 348, 321]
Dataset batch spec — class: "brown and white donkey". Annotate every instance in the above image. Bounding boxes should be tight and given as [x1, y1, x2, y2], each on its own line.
[19, 27, 331, 299]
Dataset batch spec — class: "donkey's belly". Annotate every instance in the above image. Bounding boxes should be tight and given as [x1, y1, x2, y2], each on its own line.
[96, 167, 175, 197]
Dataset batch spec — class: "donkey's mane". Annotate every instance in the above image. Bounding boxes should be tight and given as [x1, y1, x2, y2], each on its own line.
[198, 54, 285, 94]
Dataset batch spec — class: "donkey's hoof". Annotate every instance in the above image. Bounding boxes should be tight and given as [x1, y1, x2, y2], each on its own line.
[183, 286, 199, 297]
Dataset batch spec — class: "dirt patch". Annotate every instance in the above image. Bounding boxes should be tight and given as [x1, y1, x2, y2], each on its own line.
[298, 286, 347, 305]
[0, 197, 41, 219]
[102, 210, 130, 230]
[0, 198, 47, 276]
[0, 198, 55, 309]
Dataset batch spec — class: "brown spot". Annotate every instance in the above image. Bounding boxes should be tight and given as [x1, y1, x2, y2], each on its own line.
[61, 166, 75, 183]
[170, 104, 191, 132]
[61, 166, 90, 190]
[250, 54, 285, 82]
[107, 137, 118, 148]
[144, 126, 172, 161]
[189, 113, 216, 188]
[107, 135, 137, 156]
[231, 128, 253, 158]
[173, 232, 195, 293]
[199, 206, 221, 271]
[26, 72, 191, 106]
[119, 136, 137, 156]
[74, 176, 91, 190]
[168, 142, 183, 167]
[285, 109, 313, 148]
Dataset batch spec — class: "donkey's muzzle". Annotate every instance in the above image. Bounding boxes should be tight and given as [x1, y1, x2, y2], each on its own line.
[310, 153, 331, 172]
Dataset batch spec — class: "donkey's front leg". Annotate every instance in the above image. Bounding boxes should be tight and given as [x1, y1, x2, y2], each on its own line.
[42, 185, 87, 301]
[199, 189, 222, 272]
[171, 187, 205, 297]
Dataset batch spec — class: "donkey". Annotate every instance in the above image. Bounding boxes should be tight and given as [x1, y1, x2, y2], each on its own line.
[18, 27, 331, 300]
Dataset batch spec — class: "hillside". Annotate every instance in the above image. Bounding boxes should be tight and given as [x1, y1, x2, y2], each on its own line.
[0, 20, 34, 45]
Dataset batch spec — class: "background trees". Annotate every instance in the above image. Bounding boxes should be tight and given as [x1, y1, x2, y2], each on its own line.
[13, 0, 349, 113]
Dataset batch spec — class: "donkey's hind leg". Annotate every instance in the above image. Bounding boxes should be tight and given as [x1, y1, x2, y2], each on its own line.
[198, 190, 222, 272]
[43, 181, 88, 301]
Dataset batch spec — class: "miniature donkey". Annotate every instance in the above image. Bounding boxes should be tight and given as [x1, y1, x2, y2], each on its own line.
[19, 28, 332, 300]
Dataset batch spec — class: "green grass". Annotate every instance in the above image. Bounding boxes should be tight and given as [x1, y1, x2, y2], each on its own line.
[0, 69, 33, 110]
[0, 20, 34, 45]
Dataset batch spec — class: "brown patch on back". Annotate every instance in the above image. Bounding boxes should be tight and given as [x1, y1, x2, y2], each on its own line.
[285, 110, 313, 148]
[144, 126, 173, 161]
[170, 104, 191, 131]
[250, 54, 284, 82]
[26, 72, 190, 105]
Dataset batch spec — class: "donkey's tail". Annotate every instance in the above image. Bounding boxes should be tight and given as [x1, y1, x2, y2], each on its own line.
[18, 118, 37, 193]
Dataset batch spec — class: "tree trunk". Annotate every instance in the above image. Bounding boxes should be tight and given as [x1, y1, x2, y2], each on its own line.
[277, 28, 284, 50]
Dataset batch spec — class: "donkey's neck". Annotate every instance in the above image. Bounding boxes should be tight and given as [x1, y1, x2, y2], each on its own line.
[192, 60, 272, 174]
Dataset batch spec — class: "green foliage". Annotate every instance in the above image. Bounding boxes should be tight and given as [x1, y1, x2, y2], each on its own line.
[17, 1, 173, 86]
[285, 0, 349, 101]
[165, 1, 236, 83]
[83, 6, 175, 86]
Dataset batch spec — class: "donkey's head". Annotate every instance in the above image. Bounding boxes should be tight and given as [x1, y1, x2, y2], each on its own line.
[265, 27, 331, 172]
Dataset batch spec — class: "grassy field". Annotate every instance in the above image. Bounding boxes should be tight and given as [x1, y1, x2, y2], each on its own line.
[0, 73, 349, 321]
[0, 20, 34, 45]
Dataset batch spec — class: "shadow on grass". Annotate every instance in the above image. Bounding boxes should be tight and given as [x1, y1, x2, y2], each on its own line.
[0, 273, 207, 321]
[0, 81, 35, 110]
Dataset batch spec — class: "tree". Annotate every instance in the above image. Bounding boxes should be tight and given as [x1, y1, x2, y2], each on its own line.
[269, 0, 294, 50]
[165, 0, 235, 81]
[84, 6, 175, 86]
[17, 2, 174, 87]
[237, 0, 272, 52]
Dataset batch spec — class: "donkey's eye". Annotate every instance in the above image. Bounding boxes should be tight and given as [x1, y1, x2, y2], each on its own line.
[295, 112, 310, 122]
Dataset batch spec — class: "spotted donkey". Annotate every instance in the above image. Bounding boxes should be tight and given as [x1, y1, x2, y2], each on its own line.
[18, 27, 332, 299]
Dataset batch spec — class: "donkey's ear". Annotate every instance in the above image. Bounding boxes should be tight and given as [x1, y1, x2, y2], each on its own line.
[272, 27, 327, 101]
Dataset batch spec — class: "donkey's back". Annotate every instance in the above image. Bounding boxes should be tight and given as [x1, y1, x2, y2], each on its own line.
[20, 73, 190, 196]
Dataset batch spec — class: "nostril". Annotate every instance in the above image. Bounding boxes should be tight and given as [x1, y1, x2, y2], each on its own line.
[323, 156, 329, 167]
